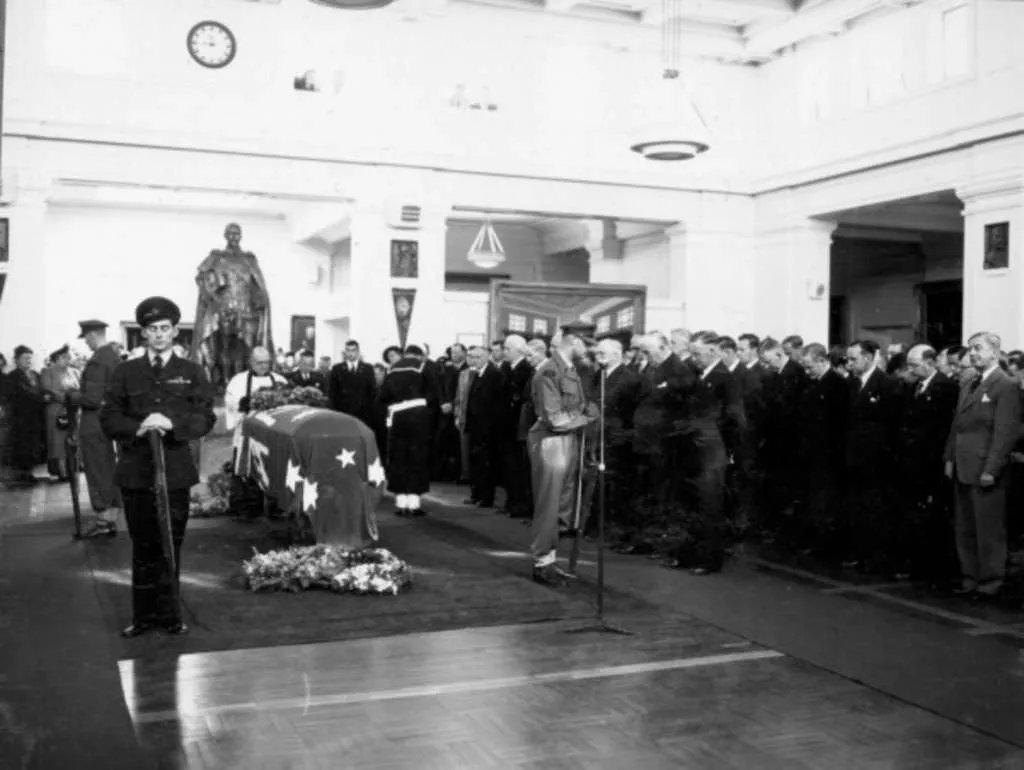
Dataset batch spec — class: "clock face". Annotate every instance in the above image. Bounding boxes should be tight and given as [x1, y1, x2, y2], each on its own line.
[187, 21, 236, 69]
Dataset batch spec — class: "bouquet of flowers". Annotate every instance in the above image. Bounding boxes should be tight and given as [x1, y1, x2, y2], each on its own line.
[249, 386, 328, 413]
[242, 544, 412, 595]
[188, 461, 234, 518]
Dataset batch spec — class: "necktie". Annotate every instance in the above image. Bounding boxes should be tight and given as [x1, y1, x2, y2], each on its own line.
[152, 355, 163, 377]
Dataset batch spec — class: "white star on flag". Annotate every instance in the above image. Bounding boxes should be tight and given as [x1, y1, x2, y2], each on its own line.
[285, 459, 304, 490]
[337, 448, 356, 469]
[302, 477, 319, 514]
[367, 457, 386, 487]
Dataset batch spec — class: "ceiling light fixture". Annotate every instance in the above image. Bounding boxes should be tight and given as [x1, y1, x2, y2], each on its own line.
[307, 0, 397, 10]
[629, 0, 711, 161]
[467, 218, 506, 269]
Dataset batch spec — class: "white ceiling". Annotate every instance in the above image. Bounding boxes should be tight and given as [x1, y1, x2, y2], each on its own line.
[429, 0, 922, 63]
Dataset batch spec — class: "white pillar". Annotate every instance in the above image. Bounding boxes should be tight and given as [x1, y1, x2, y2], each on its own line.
[0, 186, 50, 359]
[752, 219, 836, 343]
[348, 200, 451, 361]
[958, 174, 1024, 346]
[666, 223, 756, 336]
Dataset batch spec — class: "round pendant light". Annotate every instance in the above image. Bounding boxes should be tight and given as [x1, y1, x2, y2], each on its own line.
[308, 0, 397, 9]
[467, 219, 506, 269]
[629, 72, 711, 162]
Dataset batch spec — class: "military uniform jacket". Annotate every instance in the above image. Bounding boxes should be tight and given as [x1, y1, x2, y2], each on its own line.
[100, 354, 217, 490]
[378, 357, 438, 413]
[529, 352, 590, 436]
[68, 343, 122, 424]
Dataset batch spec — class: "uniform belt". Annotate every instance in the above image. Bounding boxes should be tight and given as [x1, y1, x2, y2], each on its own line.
[386, 398, 427, 428]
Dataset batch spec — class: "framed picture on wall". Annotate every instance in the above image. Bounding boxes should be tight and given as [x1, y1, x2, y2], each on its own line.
[984, 222, 1009, 270]
[0, 219, 9, 263]
[390, 240, 419, 279]
[290, 315, 317, 354]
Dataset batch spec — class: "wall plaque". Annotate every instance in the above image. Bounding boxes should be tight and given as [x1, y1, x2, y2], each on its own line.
[390, 240, 419, 279]
[984, 222, 1009, 270]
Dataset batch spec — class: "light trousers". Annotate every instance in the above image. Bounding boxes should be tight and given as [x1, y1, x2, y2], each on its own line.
[528, 430, 580, 566]
[954, 478, 1007, 587]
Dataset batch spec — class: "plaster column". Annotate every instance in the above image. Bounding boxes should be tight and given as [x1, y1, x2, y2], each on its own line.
[0, 185, 50, 358]
[752, 219, 836, 342]
[665, 223, 756, 335]
[348, 202, 451, 361]
[958, 174, 1024, 346]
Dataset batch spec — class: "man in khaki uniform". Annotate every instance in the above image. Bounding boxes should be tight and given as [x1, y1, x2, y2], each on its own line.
[528, 322, 597, 585]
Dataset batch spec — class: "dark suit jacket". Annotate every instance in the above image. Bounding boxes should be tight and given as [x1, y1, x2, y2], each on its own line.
[287, 369, 327, 392]
[99, 354, 216, 490]
[465, 363, 507, 437]
[762, 359, 806, 462]
[899, 372, 958, 484]
[601, 364, 642, 447]
[798, 369, 848, 475]
[945, 367, 1022, 484]
[505, 358, 534, 440]
[846, 367, 901, 473]
[328, 361, 377, 425]
[693, 361, 746, 455]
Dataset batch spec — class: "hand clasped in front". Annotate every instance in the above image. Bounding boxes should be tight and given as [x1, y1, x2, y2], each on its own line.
[137, 413, 174, 437]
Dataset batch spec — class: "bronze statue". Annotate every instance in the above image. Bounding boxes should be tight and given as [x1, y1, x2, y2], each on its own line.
[193, 223, 274, 390]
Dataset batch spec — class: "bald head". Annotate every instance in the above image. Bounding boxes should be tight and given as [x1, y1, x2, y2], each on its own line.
[526, 338, 548, 367]
[250, 346, 272, 375]
[595, 338, 623, 370]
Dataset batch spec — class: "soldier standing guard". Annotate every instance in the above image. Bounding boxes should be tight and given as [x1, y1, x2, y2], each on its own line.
[100, 297, 216, 638]
[378, 345, 437, 517]
[66, 319, 123, 538]
[528, 322, 597, 585]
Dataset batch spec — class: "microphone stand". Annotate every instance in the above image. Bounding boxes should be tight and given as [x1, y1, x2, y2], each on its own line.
[565, 364, 632, 637]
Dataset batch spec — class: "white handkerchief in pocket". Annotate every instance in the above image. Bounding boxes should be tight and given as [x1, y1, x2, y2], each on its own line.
[982, 393, 992, 403]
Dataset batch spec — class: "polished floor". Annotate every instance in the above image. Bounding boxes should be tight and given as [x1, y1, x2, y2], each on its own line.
[119, 618, 1019, 770]
[5, 469, 1024, 769]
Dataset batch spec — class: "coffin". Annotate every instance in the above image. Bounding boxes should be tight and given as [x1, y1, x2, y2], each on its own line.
[235, 405, 386, 550]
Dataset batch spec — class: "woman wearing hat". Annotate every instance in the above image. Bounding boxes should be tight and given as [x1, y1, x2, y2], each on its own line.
[40, 345, 80, 480]
[4, 345, 46, 486]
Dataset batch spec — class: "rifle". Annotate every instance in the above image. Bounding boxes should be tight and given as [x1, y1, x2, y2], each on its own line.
[64, 405, 83, 540]
[148, 430, 181, 625]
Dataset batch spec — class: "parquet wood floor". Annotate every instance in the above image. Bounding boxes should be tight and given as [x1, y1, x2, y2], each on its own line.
[120, 616, 1024, 769]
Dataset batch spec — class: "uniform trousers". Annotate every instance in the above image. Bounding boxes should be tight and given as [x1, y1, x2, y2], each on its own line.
[528, 430, 580, 566]
[123, 487, 189, 624]
[79, 416, 121, 512]
[954, 477, 1008, 588]
[387, 407, 432, 495]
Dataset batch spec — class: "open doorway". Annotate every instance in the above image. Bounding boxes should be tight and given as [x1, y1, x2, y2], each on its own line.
[827, 191, 963, 349]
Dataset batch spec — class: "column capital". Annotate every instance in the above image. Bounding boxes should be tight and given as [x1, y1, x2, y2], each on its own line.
[957, 173, 1024, 216]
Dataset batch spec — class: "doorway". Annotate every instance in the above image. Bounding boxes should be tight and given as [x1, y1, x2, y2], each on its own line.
[917, 279, 963, 350]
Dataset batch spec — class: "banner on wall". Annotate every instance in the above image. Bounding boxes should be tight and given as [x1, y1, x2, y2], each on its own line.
[392, 288, 417, 350]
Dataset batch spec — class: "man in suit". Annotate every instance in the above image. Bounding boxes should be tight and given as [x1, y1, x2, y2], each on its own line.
[464, 345, 507, 508]
[434, 343, 467, 483]
[630, 332, 698, 552]
[100, 297, 217, 637]
[757, 337, 807, 537]
[287, 349, 327, 392]
[501, 335, 534, 519]
[898, 344, 959, 583]
[845, 339, 901, 571]
[328, 339, 377, 427]
[66, 319, 124, 538]
[944, 332, 1022, 597]
[795, 343, 848, 556]
[591, 335, 641, 542]
[453, 351, 475, 484]
[663, 331, 744, 574]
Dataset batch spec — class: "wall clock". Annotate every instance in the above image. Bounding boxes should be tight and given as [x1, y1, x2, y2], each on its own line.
[187, 21, 237, 69]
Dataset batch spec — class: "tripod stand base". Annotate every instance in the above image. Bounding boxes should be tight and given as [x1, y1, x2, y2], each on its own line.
[562, 618, 634, 636]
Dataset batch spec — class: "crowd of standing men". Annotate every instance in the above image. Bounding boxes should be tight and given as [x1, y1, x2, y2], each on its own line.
[309, 325, 1023, 598]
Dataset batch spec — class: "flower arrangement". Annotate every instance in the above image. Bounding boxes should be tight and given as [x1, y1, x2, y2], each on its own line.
[242, 544, 412, 595]
[189, 461, 234, 518]
[249, 385, 328, 413]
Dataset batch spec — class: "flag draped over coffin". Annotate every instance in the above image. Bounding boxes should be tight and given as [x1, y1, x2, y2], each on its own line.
[236, 406, 387, 549]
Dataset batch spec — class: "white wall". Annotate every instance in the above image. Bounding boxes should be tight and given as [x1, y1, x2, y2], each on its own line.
[32, 206, 331, 358]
